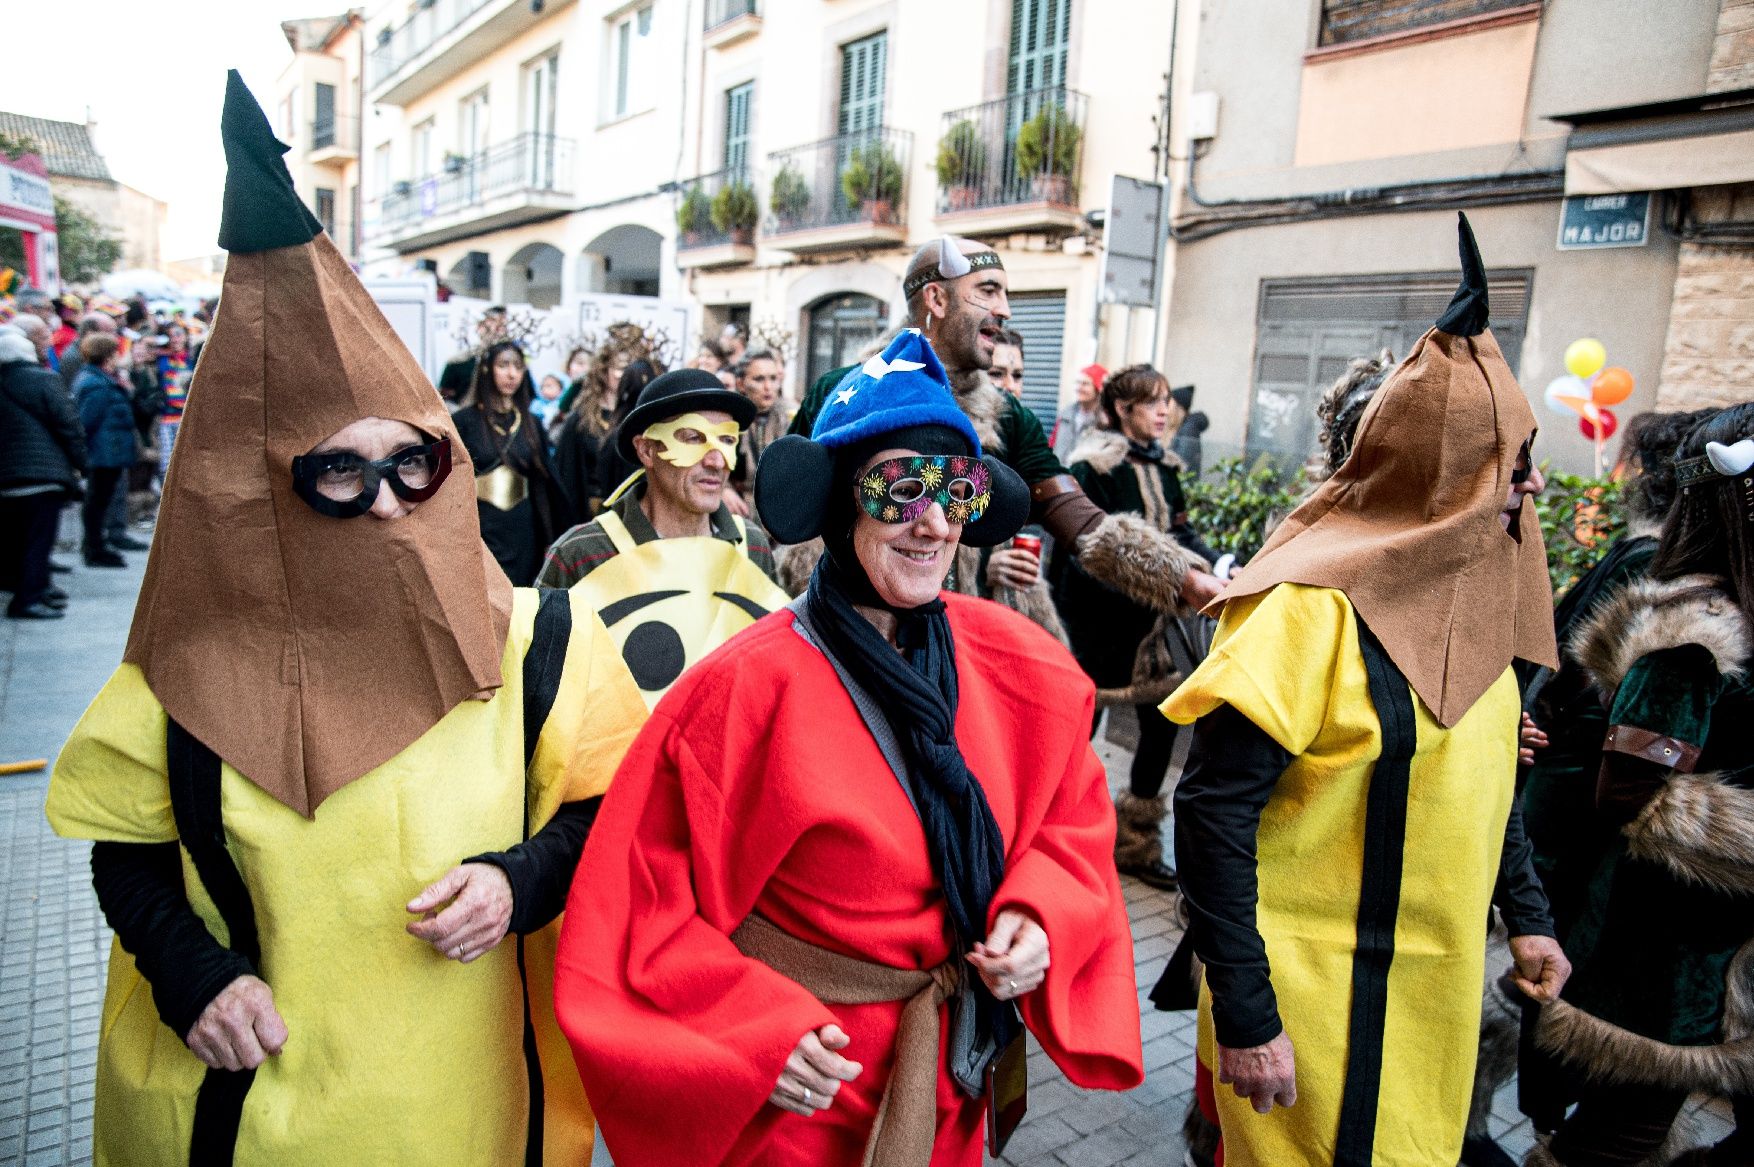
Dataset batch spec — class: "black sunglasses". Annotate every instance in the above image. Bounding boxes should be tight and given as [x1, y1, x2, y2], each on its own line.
[291, 438, 452, 518]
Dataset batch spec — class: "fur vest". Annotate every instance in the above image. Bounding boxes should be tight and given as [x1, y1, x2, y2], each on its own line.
[1534, 573, 1754, 1095]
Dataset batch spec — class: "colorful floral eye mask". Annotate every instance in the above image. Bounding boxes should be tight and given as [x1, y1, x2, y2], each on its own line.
[858, 455, 993, 525]
[642, 414, 741, 470]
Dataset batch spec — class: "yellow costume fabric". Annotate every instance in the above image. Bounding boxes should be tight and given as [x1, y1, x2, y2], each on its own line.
[574, 508, 790, 708]
[1162, 584, 1519, 1166]
[45, 587, 646, 1167]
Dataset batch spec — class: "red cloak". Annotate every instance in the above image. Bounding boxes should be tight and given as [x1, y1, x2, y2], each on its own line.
[554, 594, 1143, 1164]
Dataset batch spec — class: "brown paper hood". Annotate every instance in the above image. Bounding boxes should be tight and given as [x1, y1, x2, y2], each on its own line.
[1217, 216, 1557, 727]
[123, 73, 513, 816]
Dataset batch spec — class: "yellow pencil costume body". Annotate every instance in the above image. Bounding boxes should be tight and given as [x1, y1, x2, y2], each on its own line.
[1165, 584, 1520, 1165]
[47, 589, 645, 1166]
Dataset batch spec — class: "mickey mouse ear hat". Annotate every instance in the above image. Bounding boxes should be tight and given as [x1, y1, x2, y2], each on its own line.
[757, 329, 1029, 547]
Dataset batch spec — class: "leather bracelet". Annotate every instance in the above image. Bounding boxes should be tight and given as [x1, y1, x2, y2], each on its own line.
[1604, 724, 1701, 773]
[1029, 474, 1080, 503]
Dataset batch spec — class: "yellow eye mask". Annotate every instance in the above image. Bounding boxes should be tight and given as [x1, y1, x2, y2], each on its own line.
[642, 414, 742, 470]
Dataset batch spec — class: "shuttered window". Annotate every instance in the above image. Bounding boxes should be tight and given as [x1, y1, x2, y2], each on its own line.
[1246, 270, 1533, 465]
[1009, 290, 1067, 429]
[724, 82, 753, 176]
[837, 32, 887, 138]
[1319, 0, 1530, 47]
[1007, 0, 1071, 96]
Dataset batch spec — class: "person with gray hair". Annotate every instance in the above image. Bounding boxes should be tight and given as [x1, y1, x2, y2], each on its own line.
[58, 312, 119, 392]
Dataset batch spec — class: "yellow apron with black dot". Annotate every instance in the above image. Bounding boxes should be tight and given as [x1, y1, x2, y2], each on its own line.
[572, 509, 790, 708]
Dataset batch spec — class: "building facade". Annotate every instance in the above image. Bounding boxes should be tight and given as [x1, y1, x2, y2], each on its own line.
[1159, 0, 1754, 475]
[275, 11, 368, 265]
[0, 112, 166, 279]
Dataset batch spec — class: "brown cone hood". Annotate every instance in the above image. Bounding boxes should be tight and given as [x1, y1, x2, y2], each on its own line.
[1217, 215, 1557, 726]
[124, 73, 513, 816]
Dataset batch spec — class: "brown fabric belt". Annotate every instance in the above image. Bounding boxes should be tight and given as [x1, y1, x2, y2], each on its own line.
[731, 915, 961, 1167]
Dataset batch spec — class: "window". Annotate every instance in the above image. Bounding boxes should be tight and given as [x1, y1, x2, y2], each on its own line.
[837, 32, 887, 138]
[412, 119, 436, 177]
[459, 90, 490, 158]
[806, 294, 887, 390]
[1318, 0, 1531, 47]
[524, 52, 560, 140]
[313, 82, 337, 149]
[723, 82, 753, 175]
[314, 188, 337, 236]
[1007, 0, 1070, 96]
[610, 5, 656, 120]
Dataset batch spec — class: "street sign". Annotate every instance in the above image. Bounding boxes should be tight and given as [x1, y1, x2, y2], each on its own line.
[1557, 193, 1651, 251]
[1101, 175, 1164, 307]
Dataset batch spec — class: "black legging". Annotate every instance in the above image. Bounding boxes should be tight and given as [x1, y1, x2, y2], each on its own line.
[83, 467, 122, 553]
[1089, 705, 1182, 798]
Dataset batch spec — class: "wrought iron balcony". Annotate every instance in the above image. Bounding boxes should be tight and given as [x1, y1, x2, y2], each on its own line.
[934, 86, 1088, 234]
[367, 133, 574, 252]
[369, 0, 492, 88]
[705, 0, 757, 31]
[308, 116, 359, 162]
[675, 168, 760, 268]
[763, 126, 912, 254]
[367, 0, 562, 105]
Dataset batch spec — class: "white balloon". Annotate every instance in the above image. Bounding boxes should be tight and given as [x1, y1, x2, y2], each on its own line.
[1543, 375, 1590, 415]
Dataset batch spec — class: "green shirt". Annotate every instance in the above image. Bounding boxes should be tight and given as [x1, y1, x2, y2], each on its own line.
[791, 363, 1067, 485]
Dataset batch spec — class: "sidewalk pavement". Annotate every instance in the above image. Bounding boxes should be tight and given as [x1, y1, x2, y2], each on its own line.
[0, 523, 1727, 1166]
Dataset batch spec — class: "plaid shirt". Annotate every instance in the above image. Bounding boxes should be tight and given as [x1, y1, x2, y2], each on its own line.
[536, 477, 778, 589]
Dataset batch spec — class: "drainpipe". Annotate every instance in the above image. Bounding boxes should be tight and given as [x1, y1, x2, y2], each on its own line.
[1148, 0, 1179, 370]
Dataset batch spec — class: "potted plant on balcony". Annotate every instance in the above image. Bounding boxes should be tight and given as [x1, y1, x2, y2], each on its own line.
[443, 151, 467, 176]
[675, 185, 712, 247]
[710, 180, 760, 246]
[1014, 104, 1081, 205]
[840, 140, 904, 223]
[392, 179, 414, 199]
[935, 119, 987, 212]
[769, 165, 810, 229]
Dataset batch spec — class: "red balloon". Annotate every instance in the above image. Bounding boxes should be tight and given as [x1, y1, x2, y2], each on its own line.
[1591, 366, 1634, 406]
[1580, 407, 1618, 441]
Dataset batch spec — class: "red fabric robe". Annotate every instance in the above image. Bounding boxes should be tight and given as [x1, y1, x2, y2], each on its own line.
[555, 594, 1143, 1165]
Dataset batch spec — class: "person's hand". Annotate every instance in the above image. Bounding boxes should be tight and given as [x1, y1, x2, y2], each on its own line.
[1508, 934, 1571, 1003]
[966, 909, 1049, 1001]
[1179, 568, 1224, 609]
[769, 1024, 863, 1116]
[186, 974, 287, 1071]
[1518, 713, 1549, 766]
[986, 547, 1041, 591]
[406, 862, 514, 963]
[721, 486, 751, 517]
[1216, 1031, 1296, 1115]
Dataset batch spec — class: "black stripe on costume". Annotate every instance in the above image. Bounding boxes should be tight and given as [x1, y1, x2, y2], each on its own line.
[1333, 616, 1418, 1167]
[166, 720, 260, 1167]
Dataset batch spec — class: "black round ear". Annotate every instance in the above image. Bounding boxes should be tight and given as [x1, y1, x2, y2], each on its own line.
[958, 456, 1031, 548]
[754, 435, 836, 544]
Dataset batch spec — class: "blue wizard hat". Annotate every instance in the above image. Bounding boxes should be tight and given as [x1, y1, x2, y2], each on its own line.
[810, 330, 983, 456]
[757, 330, 1027, 548]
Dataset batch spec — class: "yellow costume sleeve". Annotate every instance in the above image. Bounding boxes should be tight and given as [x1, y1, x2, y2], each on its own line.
[1160, 583, 1353, 755]
[525, 588, 648, 832]
[45, 664, 176, 844]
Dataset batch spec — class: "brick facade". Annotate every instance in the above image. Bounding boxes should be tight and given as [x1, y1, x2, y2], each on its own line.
[1710, 0, 1754, 93]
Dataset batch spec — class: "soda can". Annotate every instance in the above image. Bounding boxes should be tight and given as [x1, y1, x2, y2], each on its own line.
[1011, 533, 1042, 561]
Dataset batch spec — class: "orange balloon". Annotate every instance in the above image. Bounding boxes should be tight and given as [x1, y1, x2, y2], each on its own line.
[1591, 366, 1634, 406]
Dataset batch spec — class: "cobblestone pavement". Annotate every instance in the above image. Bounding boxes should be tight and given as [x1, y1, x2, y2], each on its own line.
[0, 523, 1732, 1166]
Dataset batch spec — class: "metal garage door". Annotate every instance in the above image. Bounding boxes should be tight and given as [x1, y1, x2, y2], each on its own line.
[1009, 290, 1066, 430]
[1247, 270, 1532, 467]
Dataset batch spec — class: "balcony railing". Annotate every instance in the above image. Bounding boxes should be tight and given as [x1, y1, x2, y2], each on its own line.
[935, 86, 1087, 216]
[705, 0, 757, 31]
[676, 167, 761, 252]
[369, 0, 495, 89]
[765, 126, 912, 239]
[368, 133, 573, 242]
[309, 116, 360, 154]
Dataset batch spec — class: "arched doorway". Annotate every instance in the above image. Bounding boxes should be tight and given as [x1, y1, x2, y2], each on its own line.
[445, 251, 492, 300]
[578, 224, 662, 297]
[805, 293, 889, 390]
[502, 242, 565, 309]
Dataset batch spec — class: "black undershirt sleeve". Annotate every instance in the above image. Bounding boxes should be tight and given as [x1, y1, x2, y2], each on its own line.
[1172, 703, 1293, 1049]
[89, 840, 254, 1041]
[465, 797, 602, 936]
[1494, 798, 1557, 939]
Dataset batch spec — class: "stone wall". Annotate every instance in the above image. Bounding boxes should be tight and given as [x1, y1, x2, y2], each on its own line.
[1657, 186, 1754, 409]
[1711, 0, 1754, 93]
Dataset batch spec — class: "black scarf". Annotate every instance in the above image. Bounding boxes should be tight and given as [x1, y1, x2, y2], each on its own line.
[802, 552, 1020, 1058]
[1128, 437, 1165, 462]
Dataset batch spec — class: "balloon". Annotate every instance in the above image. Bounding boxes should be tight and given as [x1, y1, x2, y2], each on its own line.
[1580, 407, 1617, 441]
[1565, 338, 1607, 380]
[1544, 375, 1591, 415]
[1591, 366, 1634, 406]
